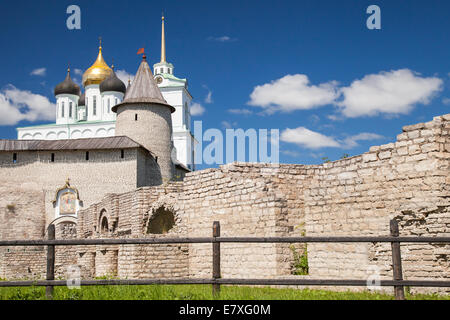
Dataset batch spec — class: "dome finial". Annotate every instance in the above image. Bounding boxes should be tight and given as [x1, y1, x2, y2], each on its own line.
[160, 13, 166, 63]
[99, 36, 102, 49]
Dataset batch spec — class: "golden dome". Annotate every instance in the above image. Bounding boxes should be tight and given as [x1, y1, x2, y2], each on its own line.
[82, 46, 112, 87]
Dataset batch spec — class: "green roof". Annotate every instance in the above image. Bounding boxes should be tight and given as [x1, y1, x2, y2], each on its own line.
[153, 61, 174, 68]
[159, 73, 186, 83]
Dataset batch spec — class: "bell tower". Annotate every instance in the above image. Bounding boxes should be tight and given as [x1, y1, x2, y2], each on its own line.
[153, 15, 196, 170]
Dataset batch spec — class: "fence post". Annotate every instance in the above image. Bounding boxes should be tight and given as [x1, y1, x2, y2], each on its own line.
[46, 224, 55, 300]
[212, 221, 221, 297]
[390, 219, 405, 300]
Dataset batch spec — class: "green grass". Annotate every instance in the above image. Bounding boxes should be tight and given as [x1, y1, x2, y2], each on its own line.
[0, 285, 448, 300]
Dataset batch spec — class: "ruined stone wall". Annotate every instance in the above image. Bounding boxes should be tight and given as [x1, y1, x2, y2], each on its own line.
[0, 247, 46, 280]
[290, 114, 449, 292]
[75, 183, 189, 280]
[181, 165, 295, 279]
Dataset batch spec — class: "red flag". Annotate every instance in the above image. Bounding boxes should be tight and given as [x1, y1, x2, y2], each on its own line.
[137, 48, 145, 55]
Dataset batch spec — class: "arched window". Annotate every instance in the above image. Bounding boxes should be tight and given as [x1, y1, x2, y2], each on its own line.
[61, 102, 65, 118]
[93, 96, 97, 116]
[69, 102, 73, 118]
[147, 207, 175, 234]
[107, 99, 110, 113]
[184, 102, 189, 127]
[101, 216, 109, 233]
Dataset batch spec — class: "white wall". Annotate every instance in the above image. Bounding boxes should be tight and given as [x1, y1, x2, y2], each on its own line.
[56, 94, 79, 125]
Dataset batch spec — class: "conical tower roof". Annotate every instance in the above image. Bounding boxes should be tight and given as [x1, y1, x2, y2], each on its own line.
[112, 56, 175, 113]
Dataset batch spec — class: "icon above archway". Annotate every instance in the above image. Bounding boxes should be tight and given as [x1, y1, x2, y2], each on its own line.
[52, 178, 82, 219]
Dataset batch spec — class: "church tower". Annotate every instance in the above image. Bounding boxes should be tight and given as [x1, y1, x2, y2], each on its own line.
[153, 15, 196, 170]
[112, 54, 175, 182]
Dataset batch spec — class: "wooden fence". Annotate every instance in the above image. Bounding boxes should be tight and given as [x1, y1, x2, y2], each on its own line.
[0, 219, 449, 300]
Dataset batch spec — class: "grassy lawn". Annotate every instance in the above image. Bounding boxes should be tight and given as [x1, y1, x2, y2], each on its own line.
[0, 285, 448, 300]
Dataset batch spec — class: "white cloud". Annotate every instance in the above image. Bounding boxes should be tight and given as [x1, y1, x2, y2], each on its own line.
[281, 150, 301, 157]
[207, 36, 237, 42]
[116, 69, 135, 86]
[202, 85, 213, 104]
[341, 132, 384, 149]
[338, 69, 443, 117]
[72, 77, 82, 86]
[248, 74, 339, 114]
[221, 121, 238, 129]
[280, 127, 340, 149]
[30, 68, 46, 76]
[281, 126, 383, 150]
[205, 91, 213, 104]
[228, 108, 253, 115]
[190, 102, 205, 116]
[327, 114, 344, 121]
[73, 68, 83, 76]
[443, 97, 450, 105]
[308, 114, 320, 125]
[0, 85, 55, 125]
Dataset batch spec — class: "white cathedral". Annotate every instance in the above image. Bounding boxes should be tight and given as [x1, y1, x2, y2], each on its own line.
[16, 17, 196, 170]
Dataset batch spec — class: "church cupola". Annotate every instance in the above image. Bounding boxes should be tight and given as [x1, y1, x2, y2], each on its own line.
[54, 67, 80, 97]
[82, 40, 112, 87]
[78, 92, 85, 107]
[100, 65, 125, 120]
[55, 67, 80, 125]
[100, 67, 126, 94]
[83, 39, 113, 122]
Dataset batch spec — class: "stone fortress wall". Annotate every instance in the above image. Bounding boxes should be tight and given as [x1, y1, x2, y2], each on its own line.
[0, 147, 157, 233]
[0, 114, 449, 293]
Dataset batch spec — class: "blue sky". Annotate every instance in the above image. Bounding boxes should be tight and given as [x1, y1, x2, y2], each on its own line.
[0, 0, 449, 169]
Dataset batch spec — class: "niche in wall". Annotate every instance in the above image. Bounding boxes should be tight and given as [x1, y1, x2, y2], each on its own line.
[147, 207, 175, 234]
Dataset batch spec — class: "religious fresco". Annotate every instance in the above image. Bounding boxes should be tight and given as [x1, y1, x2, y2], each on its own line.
[53, 178, 81, 217]
[59, 191, 77, 214]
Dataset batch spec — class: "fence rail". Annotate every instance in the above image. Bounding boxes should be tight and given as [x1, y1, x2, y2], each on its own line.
[1, 236, 450, 246]
[0, 220, 449, 300]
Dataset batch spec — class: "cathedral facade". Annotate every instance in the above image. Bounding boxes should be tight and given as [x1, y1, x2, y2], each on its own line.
[16, 17, 196, 171]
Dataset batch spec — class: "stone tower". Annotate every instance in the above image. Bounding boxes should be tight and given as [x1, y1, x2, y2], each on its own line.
[112, 54, 175, 182]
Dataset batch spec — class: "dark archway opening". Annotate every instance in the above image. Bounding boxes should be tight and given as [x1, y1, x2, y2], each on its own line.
[147, 207, 175, 234]
[101, 216, 109, 234]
